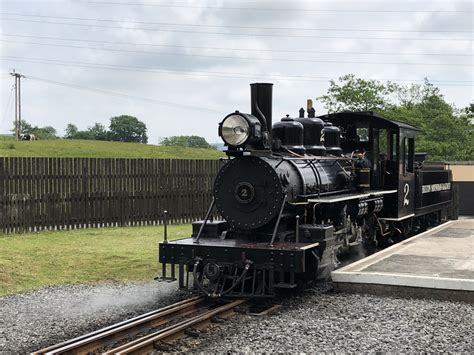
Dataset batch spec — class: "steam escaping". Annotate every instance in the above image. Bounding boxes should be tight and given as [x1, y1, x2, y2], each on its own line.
[336, 243, 370, 269]
[66, 282, 184, 317]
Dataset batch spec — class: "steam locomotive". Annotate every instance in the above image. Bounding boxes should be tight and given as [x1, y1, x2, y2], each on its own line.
[159, 83, 455, 297]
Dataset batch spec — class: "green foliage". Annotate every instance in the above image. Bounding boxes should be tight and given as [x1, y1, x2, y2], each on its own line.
[88, 122, 108, 141]
[19, 120, 34, 134]
[65, 122, 108, 140]
[65, 117, 146, 143]
[319, 74, 398, 112]
[17, 120, 57, 139]
[65, 123, 78, 139]
[160, 135, 216, 149]
[33, 126, 57, 140]
[319, 75, 473, 161]
[109, 115, 148, 144]
[72, 130, 95, 140]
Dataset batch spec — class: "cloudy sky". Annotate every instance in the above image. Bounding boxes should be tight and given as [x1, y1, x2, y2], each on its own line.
[0, 0, 472, 143]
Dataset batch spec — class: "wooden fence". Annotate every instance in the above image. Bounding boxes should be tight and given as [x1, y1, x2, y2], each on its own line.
[0, 157, 222, 234]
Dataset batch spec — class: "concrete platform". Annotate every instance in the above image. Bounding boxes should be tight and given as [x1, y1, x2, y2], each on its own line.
[331, 218, 474, 302]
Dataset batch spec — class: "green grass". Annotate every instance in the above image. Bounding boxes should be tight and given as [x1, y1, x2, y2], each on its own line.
[0, 138, 224, 159]
[0, 224, 192, 296]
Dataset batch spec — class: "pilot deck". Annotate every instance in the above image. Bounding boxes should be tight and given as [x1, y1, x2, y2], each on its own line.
[331, 218, 474, 302]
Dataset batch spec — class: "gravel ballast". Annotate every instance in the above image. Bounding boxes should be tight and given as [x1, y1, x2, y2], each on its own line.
[1, 282, 472, 353]
[185, 283, 473, 353]
[0, 282, 187, 353]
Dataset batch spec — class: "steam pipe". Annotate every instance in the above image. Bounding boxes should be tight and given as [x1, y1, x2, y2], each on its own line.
[250, 82, 273, 145]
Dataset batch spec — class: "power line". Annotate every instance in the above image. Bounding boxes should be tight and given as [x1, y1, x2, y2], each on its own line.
[26, 76, 222, 113]
[1, 55, 471, 86]
[4, 55, 324, 82]
[3, 39, 471, 67]
[83, 1, 474, 13]
[1, 17, 471, 41]
[4, 33, 471, 58]
[1, 12, 471, 34]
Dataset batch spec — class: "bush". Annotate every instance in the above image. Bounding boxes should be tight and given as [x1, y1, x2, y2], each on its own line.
[160, 135, 215, 149]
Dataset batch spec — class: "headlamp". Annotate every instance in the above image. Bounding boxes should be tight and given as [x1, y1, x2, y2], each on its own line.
[221, 114, 250, 146]
[219, 112, 264, 149]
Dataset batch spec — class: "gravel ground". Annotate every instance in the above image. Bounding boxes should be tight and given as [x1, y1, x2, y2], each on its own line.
[183, 283, 473, 353]
[0, 282, 187, 353]
[1, 282, 472, 353]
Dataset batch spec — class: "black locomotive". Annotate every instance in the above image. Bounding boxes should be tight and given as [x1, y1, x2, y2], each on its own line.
[159, 83, 455, 297]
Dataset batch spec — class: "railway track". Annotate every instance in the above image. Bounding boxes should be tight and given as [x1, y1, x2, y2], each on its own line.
[33, 296, 248, 354]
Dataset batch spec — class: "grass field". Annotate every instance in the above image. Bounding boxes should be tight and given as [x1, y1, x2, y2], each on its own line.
[0, 224, 192, 296]
[0, 138, 224, 159]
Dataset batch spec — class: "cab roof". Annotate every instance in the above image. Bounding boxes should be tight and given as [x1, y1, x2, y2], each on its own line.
[319, 111, 422, 134]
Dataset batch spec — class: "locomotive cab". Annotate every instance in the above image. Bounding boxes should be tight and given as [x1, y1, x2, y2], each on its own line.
[321, 112, 422, 220]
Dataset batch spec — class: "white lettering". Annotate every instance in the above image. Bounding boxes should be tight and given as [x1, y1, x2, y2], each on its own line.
[403, 183, 410, 206]
[422, 182, 451, 194]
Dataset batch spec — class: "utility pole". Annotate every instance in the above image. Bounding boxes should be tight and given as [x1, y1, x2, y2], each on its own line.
[10, 69, 25, 140]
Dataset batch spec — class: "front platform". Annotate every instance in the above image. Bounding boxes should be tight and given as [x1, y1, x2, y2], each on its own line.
[331, 218, 474, 302]
[159, 237, 322, 297]
[160, 237, 319, 274]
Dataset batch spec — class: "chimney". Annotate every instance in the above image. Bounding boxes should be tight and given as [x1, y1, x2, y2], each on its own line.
[250, 83, 273, 140]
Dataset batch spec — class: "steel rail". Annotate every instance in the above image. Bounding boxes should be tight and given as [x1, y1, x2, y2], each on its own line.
[33, 296, 206, 355]
[110, 298, 247, 354]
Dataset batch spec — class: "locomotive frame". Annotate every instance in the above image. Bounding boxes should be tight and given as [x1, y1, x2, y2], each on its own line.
[158, 83, 456, 298]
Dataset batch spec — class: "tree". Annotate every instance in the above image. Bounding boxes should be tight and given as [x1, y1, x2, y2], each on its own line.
[318, 75, 474, 161]
[383, 81, 473, 161]
[88, 123, 108, 141]
[318, 74, 398, 112]
[14, 120, 57, 139]
[64, 122, 108, 140]
[65, 124, 78, 139]
[19, 121, 34, 134]
[160, 135, 215, 149]
[33, 126, 57, 140]
[109, 115, 148, 144]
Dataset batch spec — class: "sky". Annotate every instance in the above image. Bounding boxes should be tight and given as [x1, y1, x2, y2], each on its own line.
[0, 0, 472, 144]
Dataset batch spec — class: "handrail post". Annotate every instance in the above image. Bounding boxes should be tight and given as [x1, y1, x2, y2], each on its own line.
[163, 210, 168, 244]
[295, 214, 300, 243]
[270, 196, 287, 247]
[194, 197, 215, 244]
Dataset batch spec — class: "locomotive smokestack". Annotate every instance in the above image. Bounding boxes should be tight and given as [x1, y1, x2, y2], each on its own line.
[250, 83, 273, 143]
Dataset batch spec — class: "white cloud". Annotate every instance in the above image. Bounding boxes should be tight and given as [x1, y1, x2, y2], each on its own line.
[0, 0, 472, 143]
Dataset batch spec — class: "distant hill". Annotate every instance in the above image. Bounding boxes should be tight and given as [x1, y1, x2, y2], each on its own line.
[0, 138, 225, 159]
[212, 142, 226, 151]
